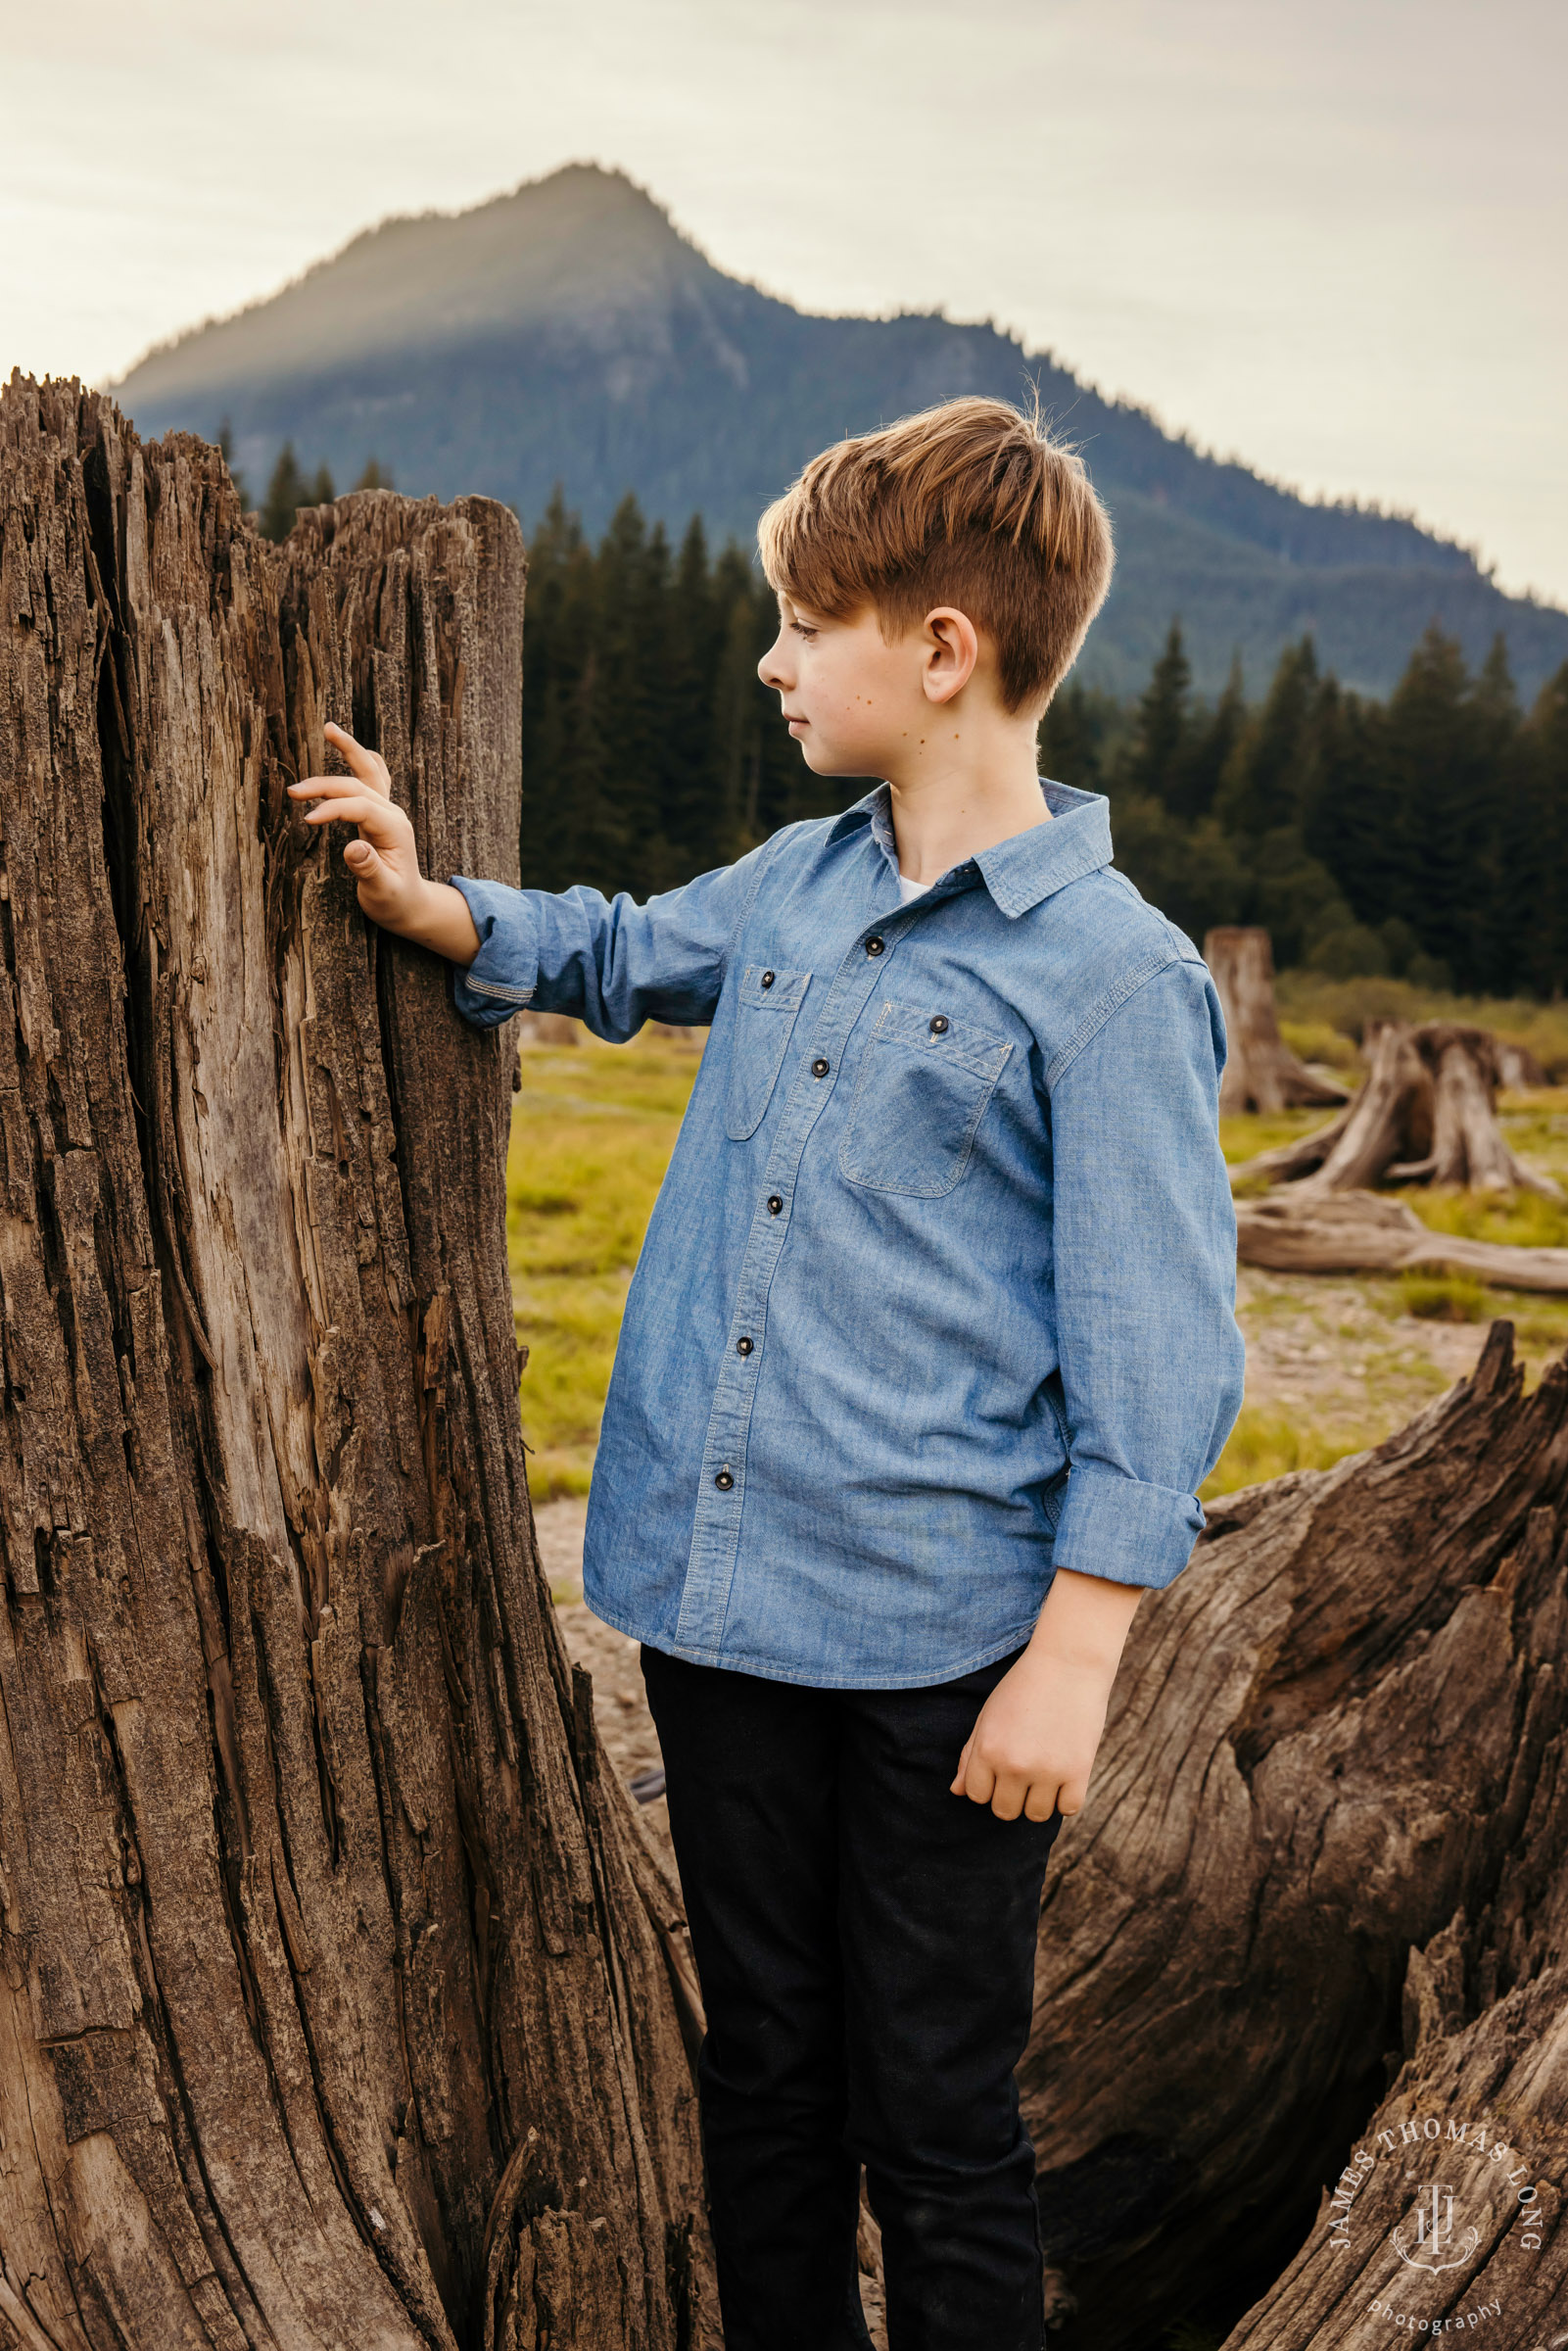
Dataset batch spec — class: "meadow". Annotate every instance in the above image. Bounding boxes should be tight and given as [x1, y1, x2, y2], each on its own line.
[506, 1015, 1568, 1507]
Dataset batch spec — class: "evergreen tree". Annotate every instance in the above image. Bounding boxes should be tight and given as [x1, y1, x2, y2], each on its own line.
[1119, 622, 1191, 806]
[520, 488, 626, 894]
[711, 584, 766, 854]
[1379, 627, 1492, 990]
[1301, 680, 1402, 930]
[1172, 655, 1246, 820]
[1037, 680, 1127, 792]
[593, 497, 676, 890]
[1214, 639, 1320, 835]
[1500, 662, 1568, 1000]
[355, 456, 393, 491]
[1469, 637, 1525, 994]
[658, 516, 725, 877]
[258, 445, 334, 543]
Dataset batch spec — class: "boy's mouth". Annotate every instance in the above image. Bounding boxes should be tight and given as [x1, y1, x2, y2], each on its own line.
[784, 715, 807, 735]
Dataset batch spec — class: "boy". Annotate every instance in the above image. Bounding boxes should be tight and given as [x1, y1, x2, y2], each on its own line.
[291, 396, 1244, 2351]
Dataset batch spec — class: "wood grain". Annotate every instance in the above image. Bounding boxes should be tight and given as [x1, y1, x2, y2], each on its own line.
[0, 381, 709, 2351]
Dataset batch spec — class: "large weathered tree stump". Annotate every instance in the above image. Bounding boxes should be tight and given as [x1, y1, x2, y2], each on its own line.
[0, 380, 706, 2351]
[1204, 929, 1348, 1116]
[1222, 1477, 1568, 2348]
[1223, 1878, 1568, 2344]
[1019, 1324, 1568, 2348]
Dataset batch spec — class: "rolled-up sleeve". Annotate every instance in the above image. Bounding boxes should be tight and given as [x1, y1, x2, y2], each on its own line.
[447, 835, 784, 1037]
[1045, 954, 1244, 1589]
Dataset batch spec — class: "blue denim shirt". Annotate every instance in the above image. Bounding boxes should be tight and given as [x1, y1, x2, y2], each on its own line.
[451, 782, 1244, 1689]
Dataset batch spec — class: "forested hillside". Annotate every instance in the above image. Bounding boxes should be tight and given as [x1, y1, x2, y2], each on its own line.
[516, 492, 1568, 1001]
[115, 165, 1568, 700]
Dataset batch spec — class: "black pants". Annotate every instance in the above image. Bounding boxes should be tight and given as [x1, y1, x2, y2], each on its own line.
[641, 1644, 1063, 2351]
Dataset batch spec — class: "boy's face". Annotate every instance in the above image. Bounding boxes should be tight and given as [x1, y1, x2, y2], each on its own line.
[758, 592, 979, 778]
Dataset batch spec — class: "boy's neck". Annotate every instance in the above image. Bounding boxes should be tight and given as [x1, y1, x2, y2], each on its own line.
[883, 731, 1050, 887]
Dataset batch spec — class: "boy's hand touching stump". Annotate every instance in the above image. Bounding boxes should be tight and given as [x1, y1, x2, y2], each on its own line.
[289, 723, 481, 964]
[951, 1565, 1144, 1821]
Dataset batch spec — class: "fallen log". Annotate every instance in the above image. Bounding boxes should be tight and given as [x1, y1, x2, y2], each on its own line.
[1233, 1189, 1568, 1293]
[0, 382, 708, 2351]
[1205, 927, 1349, 1114]
[1019, 1324, 1568, 2348]
[1229, 1022, 1561, 1199]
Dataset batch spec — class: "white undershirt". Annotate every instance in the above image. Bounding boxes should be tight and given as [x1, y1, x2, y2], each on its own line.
[897, 874, 930, 905]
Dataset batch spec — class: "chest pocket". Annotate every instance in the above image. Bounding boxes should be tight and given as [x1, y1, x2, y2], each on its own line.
[726, 965, 813, 1140]
[840, 1000, 1014, 1197]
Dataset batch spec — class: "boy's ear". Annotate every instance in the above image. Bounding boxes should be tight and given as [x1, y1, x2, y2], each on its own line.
[922, 607, 980, 705]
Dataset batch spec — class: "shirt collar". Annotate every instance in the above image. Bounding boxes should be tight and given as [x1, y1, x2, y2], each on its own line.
[826, 778, 1114, 920]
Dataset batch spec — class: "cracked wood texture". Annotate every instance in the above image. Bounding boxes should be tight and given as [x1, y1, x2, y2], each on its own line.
[1021, 1322, 1568, 2350]
[0, 380, 707, 2351]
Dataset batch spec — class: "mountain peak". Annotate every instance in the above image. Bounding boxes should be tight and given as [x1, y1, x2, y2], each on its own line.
[113, 171, 1568, 697]
[117, 164, 705, 401]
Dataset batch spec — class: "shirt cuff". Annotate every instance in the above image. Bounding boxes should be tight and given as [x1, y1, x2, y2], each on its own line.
[1050, 1460, 1206, 1590]
[448, 875, 539, 1029]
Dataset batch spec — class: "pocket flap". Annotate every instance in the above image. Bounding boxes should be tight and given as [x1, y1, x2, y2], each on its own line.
[871, 999, 1014, 1080]
[738, 965, 811, 1011]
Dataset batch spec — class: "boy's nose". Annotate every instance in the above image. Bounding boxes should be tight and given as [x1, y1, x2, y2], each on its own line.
[757, 635, 789, 691]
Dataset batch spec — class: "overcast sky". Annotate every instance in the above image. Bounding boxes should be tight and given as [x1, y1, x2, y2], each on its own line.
[4, 0, 1562, 601]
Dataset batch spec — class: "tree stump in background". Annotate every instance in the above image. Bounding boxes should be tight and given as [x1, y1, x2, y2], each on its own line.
[1204, 928, 1349, 1115]
[1020, 1325, 1568, 2349]
[1493, 1038, 1548, 1090]
[0, 382, 707, 2351]
[1230, 1022, 1562, 1201]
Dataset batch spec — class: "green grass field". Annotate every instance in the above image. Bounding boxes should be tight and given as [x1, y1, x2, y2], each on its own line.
[506, 1032, 1568, 1504]
[508, 1031, 707, 1497]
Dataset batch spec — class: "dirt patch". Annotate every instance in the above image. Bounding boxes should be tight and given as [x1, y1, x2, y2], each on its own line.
[1234, 1266, 1490, 1443]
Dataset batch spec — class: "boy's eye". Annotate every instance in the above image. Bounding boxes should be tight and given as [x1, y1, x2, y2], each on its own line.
[790, 620, 818, 641]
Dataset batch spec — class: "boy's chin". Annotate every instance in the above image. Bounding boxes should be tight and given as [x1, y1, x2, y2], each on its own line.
[796, 736, 877, 779]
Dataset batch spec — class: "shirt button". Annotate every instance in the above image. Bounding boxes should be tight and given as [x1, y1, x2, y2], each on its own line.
[929, 1015, 950, 1035]
[767, 1194, 784, 1216]
[714, 1467, 735, 1490]
[811, 1057, 830, 1078]
[761, 970, 776, 989]
[736, 1335, 754, 1356]
[866, 936, 885, 957]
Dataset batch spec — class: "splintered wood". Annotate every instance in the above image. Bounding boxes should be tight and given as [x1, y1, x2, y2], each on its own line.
[1022, 1324, 1568, 2350]
[0, 380, 707, 2351]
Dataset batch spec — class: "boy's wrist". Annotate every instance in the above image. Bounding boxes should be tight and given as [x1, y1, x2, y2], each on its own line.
[1026, 1564, 1144, 1680]
[405, 877, 482, 964]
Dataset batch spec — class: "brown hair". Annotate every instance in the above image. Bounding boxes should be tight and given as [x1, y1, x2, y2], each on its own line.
[757, 395, 1114, 713]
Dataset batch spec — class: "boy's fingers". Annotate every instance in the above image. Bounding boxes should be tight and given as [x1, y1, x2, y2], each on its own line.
[323, 721, 391, 795]
[949, 1735, 974, 1796]
[289, 774, 365, 803]
[988, 1773, 1025, 1822]
[1023, 1780, 1059, 1823]
[300, 793, 398, 836]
